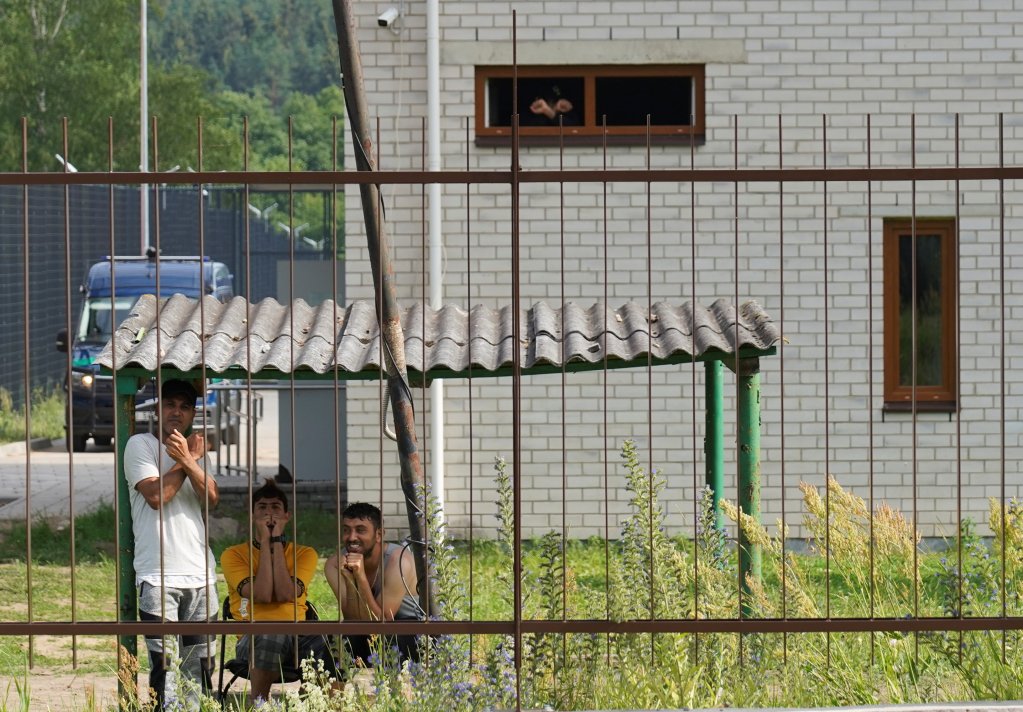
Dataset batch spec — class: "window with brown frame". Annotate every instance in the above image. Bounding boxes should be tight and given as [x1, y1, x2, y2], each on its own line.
[883, 217, 957, 411]
[475, 65, 705, 145]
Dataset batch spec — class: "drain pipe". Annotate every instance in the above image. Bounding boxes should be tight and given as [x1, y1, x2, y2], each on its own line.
[426, 0, 446, 522]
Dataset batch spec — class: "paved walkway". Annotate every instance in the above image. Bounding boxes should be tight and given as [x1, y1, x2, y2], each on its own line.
[0, 392, 281, 524]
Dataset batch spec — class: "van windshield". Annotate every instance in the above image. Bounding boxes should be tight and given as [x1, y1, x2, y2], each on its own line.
[77, 297, 135, 342]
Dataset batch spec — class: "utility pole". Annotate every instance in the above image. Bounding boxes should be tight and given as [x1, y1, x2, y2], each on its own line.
[140, 0, 149, 253]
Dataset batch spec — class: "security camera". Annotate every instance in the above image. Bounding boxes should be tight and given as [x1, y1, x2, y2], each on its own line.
[378, 7, 399, 27]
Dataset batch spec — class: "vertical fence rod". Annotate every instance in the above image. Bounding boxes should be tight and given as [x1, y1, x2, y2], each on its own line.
[243, 115, 257, 667]
[510, 14, 523, 709]
[822, 113, 831, 666]
[559, 115, 568, 688]
[867, 114, 876, 666]
[287, 116, 300, 633]
[954, 113, 963, 665]
[646, 115, 654, 650]
[465, 117, 475, 647]
[376, 114, 387, 613]
[690, 113, 700, 662]
[21, 116, 34, 670]
[998, 112, 1006, 662]
[60, 116, 79, 668]
[733, 115, 743, 635]
[777, 113, 787, 663]
[645, 116, 655, 659]
[152, 115, 169, 675]
[601, 114, 611, 667]
[419, 116, 433, 664]
[332, 115, 343, 627]
[419, 116, 432, 659]
[910, 116, 920, 663]
[107, 116, 122, 685]
[196, 117, 215, 673]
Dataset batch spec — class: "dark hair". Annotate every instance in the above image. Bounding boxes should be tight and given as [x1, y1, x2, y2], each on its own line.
[161, 379, 198, 405]
[252, 478, 289, 512]
[342, 502, 382, 529]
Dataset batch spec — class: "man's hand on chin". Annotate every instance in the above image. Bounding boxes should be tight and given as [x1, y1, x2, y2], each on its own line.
[343, 552, 365, 579]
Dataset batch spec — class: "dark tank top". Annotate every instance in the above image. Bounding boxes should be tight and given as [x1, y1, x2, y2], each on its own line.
[370, 542, 423, 621]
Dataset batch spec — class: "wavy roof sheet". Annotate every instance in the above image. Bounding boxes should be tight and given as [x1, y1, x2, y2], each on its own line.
[96, 294, 778, 377]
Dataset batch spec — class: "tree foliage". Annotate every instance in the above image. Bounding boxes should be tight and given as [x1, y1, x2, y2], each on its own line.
[0, 0, 344, 176]
[150, 0, 340, 105]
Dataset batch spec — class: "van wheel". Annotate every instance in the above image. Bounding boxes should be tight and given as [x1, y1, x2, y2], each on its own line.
[68, 434, 88, 452]
[94, 436, 112, 448]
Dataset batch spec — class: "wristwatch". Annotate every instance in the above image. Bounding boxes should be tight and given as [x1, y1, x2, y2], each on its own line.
[268, 535, 285, 544]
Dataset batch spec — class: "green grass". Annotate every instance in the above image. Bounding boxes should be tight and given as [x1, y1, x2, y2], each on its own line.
[0, 387, 65, 445]
[0, 501, 1017, 706]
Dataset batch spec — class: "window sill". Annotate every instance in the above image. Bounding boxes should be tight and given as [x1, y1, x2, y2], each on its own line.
[882, 401, 957, 414]
[474, 134, 706, 149]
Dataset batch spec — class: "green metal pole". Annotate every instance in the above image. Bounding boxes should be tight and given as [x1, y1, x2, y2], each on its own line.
[704, 359, 725, 528]
[115, 375, 138, 696]
[736, 357, 762, 614]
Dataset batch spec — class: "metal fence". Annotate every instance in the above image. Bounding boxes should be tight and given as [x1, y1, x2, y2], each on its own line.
[2, 113, 1023, 707]
[0, 182, 332, 403]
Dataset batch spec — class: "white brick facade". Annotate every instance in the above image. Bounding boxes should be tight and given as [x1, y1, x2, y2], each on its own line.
[340, 1, 1023, 540]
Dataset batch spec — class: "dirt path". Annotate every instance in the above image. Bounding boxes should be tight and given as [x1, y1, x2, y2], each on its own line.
[0, 671, 129, 711]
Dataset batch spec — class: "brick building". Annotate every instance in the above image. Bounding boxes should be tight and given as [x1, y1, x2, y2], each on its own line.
[338, 1, 1023, 539]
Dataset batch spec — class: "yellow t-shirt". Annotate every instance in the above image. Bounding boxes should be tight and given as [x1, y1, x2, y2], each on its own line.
[221, 541, 317, 621]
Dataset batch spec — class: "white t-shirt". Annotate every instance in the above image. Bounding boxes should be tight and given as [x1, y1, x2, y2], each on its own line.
[123, 432, 217, 588]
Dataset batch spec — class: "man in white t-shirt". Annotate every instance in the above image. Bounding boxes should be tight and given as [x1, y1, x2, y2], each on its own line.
[124, 379, 220, 709]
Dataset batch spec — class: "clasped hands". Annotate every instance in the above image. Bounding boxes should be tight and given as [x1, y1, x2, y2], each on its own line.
[529, 97, 573, 120]
[165, 429, 208, 466]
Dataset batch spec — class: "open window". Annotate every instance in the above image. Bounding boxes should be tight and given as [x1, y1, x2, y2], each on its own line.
[883, 217, 958, 411]
[475, 64, 705, 145]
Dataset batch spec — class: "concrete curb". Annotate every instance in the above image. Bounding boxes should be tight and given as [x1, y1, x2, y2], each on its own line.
[0, 438, 53, 456]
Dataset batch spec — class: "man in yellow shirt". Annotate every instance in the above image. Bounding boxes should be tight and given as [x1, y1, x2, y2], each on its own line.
[221, 479, 333, 702]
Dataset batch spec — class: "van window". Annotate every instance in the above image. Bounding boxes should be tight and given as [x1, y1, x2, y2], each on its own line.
[78, 297, 135, 341]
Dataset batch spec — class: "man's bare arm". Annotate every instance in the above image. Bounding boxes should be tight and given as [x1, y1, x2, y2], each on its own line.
[135, 472, 187, 510]
[269, 541, 298, 603]
[325, 555, 374, 620]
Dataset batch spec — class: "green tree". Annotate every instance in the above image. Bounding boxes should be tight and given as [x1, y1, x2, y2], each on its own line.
[207, 87, 345, 247]
[150, 0, 340, 104]
[0, 0, 238, 172]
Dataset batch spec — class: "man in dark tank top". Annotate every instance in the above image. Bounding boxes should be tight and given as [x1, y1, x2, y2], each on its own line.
[324, 502, 423, 665]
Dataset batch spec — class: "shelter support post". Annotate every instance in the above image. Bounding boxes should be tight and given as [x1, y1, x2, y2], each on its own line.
[115, 375, 138, 695]
[704, 360, 725, 528]
[735, 357, 762, 613]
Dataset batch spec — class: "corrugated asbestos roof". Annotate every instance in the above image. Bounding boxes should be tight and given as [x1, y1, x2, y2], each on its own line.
[96, 294, 779, 378]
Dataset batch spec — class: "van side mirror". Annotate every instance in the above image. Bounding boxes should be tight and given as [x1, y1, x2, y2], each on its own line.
[56, 328, 68, 353]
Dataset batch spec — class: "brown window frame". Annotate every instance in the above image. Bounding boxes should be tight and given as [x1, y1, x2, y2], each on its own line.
[474, 64, 705, 147]
[882, 217, 958, 412]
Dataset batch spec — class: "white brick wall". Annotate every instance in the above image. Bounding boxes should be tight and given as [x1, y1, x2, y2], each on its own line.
[338, 0, 1023, 541]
